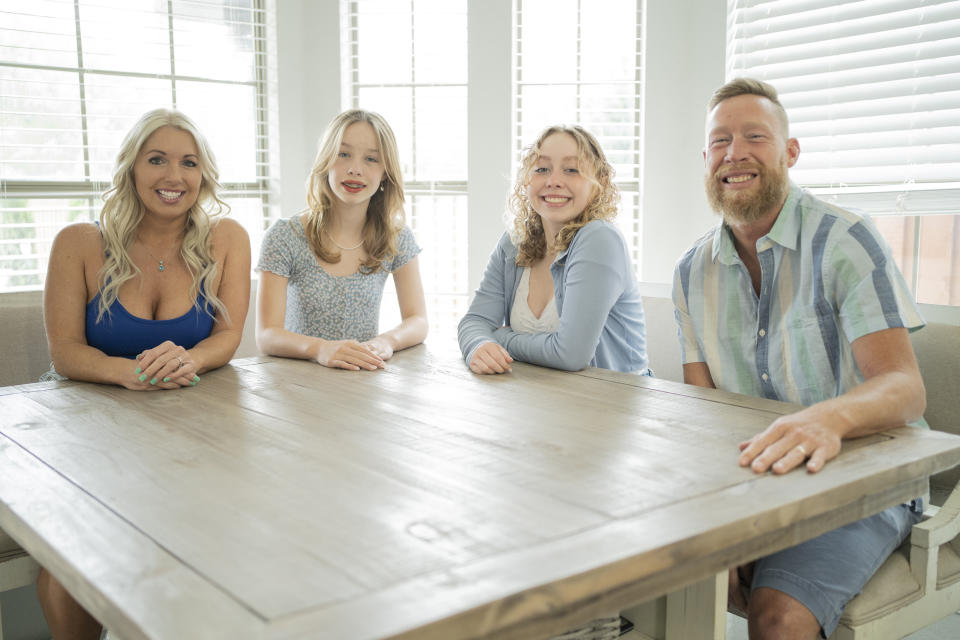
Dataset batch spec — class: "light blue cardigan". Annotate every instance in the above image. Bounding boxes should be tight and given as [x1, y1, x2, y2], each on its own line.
[457, 220, 649, 373]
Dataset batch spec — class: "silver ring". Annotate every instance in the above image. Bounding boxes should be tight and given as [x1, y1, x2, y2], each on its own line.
[175, 356, 183, 370]
[795, 444, 808, 457]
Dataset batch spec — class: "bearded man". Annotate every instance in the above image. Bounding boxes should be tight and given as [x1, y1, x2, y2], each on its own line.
[672, 78, 928, 639]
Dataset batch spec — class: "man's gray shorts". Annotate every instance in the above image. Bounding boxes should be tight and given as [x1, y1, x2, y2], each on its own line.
[751, 501, 923, 637]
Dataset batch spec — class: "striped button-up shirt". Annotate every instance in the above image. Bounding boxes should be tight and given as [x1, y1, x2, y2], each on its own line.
[672, 183, 924, 408]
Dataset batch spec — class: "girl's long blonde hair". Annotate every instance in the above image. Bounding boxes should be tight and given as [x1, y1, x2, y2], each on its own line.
[96, 108, 229, 322]
[509, 125, 619, 267]
[304, 109, 405, 273]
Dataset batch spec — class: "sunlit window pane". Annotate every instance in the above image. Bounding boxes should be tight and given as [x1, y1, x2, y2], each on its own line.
[517, 85, 577, 142]
[84, 75, 174, 182]
[0, 0, 77, 68]
[79, 0, 170, 75]
[379, 193, 468, 343]
[355, 0, 412, 85]
[0, 198, 96, 291]
[178, 82, 258, 183]
[0, 67, 85, 181]
[173, 1, 258, 82]
[871, 213, 960, 306]
[917, 214, 960, 306]
[222, 196, 265, 264]
[413, 1, 467, 84]
[580, 0, 637, 82]
[518, 0, 578, 84]
[413, 87, 466, 181]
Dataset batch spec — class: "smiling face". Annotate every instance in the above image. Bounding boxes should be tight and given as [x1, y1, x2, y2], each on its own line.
[704, 93, 799, 225]
[132, 126, 202, 220]
[327, 121, 385, 211]
[526, 132, 596, 239]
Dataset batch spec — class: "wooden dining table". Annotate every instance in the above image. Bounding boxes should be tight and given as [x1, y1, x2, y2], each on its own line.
[1, 344, 958, 640]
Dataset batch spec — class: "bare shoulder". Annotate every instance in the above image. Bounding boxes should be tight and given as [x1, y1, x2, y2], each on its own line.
[211, 217, 251, 247]
[51, 222, 102, 255]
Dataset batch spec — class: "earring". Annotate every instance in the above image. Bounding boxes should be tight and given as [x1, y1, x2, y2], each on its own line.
[380, 183, 385, 192]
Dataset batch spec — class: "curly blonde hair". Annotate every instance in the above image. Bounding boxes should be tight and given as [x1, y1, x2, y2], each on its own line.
[304, 109, 405, 274]
[96, 108, 229, 323]
[509, 125, 619, 267]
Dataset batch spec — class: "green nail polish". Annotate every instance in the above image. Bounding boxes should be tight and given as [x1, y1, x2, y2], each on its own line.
[193, 375, 200, 382]
[190, 380, 197, 386]
[149, 377, 157, 385]
[163, 377, 171, 382]
[135, 367, 142, 374]
[138, 374, 147, 382]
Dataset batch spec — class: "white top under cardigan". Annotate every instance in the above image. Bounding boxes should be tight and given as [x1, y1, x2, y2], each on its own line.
[509, 267, 560, 333]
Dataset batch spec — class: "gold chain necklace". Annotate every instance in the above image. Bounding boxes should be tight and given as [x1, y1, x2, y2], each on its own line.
[325, 230, 364, 251]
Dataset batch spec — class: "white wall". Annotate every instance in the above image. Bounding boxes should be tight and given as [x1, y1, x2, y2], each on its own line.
[275, 0, 342, 218]
[641, 0, 726, 284]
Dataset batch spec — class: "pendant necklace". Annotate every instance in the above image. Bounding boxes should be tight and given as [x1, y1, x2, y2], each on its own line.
[141, 241, 178, 272]
[326, 231, 363, 251]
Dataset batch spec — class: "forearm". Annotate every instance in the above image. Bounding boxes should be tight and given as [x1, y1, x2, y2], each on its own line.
[256, 327, 325, 362]
[494, 327, 594, 371]
[50, 342, 138, 386]
[187, 328, 244, 373]
[376, 314, 427, 352]
[800, 369, 926, 439]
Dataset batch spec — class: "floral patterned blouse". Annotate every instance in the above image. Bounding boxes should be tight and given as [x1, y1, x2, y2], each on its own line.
[256, 215, 420, 342]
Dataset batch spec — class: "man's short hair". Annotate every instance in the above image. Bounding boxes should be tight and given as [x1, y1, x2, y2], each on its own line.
[708, 77, 790, 136]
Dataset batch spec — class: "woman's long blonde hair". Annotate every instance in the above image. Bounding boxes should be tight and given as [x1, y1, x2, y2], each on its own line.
[304, 109, 405, 273]
[96, 108, 229, 322]
[509, 125, 619, 267]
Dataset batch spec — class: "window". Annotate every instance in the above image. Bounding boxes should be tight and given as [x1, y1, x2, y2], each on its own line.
[513, 0, 644, 277]
[341, 0, 468, 341]
[727, 0, 960, 306]
[0, 0, 274, 292]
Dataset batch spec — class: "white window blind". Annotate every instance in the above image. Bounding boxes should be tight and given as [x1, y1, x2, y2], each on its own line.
[727, 0, 960, 305]
[341, 0, 468, 340]
[0, 0, 274, 292]
[513, 0, 644, 276]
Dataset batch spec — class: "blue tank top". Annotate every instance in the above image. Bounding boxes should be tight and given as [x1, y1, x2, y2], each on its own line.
[85, 293, 215, 358]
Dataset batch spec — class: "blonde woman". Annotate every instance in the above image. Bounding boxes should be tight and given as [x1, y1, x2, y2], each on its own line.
[458, 125, 648, 376]
[256, 109, 427, 369]
[39, 108, 250, 637]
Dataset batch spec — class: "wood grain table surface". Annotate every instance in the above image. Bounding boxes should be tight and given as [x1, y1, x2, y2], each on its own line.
[1, 343, 958, 640]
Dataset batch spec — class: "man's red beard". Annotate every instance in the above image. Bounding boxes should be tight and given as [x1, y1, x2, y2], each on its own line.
[705, 161, 790, 225]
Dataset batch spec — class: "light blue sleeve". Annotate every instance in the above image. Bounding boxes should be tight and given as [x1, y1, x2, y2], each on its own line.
[457, 233, 512, 364]
[493, 223, 627, 371]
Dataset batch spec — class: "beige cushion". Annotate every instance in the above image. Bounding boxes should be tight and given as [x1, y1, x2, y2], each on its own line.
[841, 537, 960, 625]
[910, 323, 960, 492]
[0, 291, 49, 387]
[840, 542, 922, 626]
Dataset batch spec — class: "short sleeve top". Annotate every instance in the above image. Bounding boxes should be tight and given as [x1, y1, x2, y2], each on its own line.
[256, 215, 421, 342]
[672, 182, 925, 407]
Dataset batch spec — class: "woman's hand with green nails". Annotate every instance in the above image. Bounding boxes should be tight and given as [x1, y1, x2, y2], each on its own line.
[125, 340, 199, 390]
